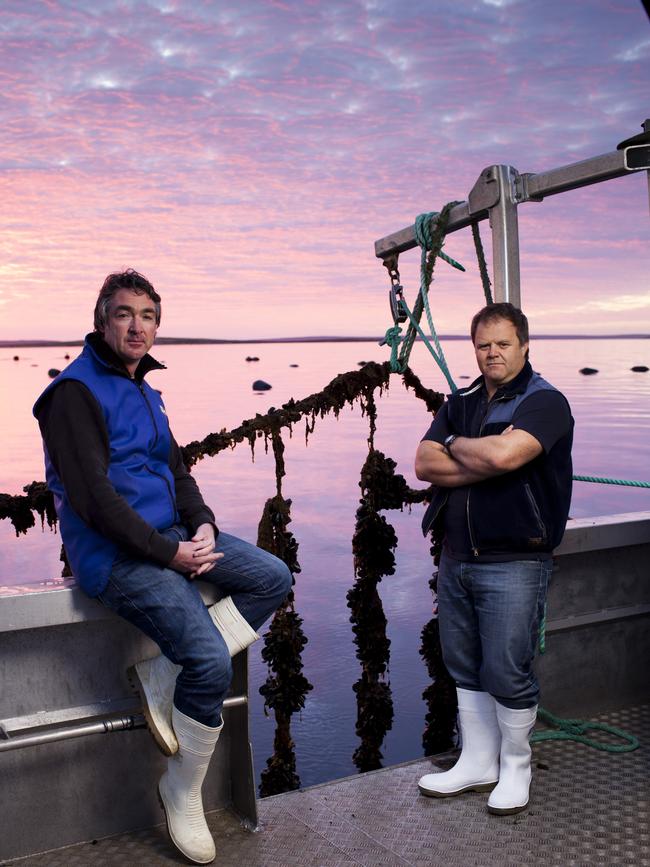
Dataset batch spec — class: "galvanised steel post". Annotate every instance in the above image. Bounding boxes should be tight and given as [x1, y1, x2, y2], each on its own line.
[487, 164, 521, 307]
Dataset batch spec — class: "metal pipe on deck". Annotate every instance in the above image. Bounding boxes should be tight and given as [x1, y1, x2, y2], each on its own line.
[0, 694, 248, 753]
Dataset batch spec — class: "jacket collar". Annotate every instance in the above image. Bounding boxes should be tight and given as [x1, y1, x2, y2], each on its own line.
[458, 359, 533, 401]
[85, 332, 166, 383]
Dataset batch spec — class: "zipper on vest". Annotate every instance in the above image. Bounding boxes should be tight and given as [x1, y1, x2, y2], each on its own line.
[134, 380, 159, 443]
[134, 380, 175, 516]
[524, 483, 547, 541]
[466, 490, 479, 557]
[467, 393, 509, 558]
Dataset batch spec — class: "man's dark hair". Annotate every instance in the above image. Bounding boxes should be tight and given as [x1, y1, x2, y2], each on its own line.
[94, 269, 161, 332]
[470, 302, 529, 346]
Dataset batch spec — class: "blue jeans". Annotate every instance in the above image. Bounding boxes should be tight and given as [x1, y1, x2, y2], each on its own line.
[97, 526, 292, 726]
[437, 552, 552, 709]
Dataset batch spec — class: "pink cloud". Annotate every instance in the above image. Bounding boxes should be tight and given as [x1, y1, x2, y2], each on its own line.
[0, 0, 647, 340]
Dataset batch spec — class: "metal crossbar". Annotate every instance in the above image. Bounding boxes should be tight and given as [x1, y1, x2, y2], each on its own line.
[374, 147, 638, 260]
[374, 121, 649, 308]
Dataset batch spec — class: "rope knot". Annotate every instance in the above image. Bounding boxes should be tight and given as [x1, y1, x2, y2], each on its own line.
[414, 212, 439, 250]
[379, 326, 405, 373]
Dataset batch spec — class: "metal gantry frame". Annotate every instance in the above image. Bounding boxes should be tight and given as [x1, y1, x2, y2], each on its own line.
[374, 118, 650, 308]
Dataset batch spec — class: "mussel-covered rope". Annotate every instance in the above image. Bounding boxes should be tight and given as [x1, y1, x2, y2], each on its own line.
[256, 431, 313, 796]
[1, 355, 644, 763]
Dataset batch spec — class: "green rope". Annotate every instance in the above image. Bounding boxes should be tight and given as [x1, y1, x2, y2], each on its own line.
[382, 325, 403, 373]
[573, 474, 650, 488]
[531, 708, 639, 752]
[537, 605, 637, 753]
[393, 203, 463, 384]
[400, 298, 457, 392]
[415, 213, 459, 391]
[415, 211, 466, 274]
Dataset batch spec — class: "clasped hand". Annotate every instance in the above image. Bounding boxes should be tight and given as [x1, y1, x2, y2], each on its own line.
[169, 523, 223, 578]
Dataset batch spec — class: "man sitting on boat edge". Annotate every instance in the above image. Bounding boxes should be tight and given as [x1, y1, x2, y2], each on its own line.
[414, 302, 573, 815]
[33, 268, 292, 865]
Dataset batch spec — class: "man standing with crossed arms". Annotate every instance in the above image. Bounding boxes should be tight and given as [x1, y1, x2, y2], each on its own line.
[415, 302, 573, 815]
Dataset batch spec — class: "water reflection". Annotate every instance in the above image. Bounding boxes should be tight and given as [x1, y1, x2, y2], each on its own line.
[1, 339, 649, 788]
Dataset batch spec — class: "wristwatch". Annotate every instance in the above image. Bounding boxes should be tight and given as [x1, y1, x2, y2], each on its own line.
[444, 434, 458, 452]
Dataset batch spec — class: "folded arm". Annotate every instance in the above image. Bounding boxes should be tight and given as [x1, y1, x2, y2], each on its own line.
[415, 427, 542, 487]
[415, 439, 488, 486]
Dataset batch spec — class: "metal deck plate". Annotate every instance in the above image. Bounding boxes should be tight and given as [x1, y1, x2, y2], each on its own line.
[4, 704, 648, 866]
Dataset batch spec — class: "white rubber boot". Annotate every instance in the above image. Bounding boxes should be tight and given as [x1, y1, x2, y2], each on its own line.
[159, 706, 223, 865]
[128, 654, 181, 756]
[130, 597, 257, 755]
[207, 596, 260, 656]
[418, 688, 500, 797]
[487, 703, 537, 815]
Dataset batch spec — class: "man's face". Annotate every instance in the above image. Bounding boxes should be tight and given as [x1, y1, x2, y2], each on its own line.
[473, 317, 528, 397]
[101, 288, 158, 375]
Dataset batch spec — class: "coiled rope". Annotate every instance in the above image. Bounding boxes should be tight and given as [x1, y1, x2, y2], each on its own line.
[531, 708, 639, 752]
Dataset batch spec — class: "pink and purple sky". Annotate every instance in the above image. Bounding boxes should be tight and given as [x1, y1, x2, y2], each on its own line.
[1, 0, 648, 341]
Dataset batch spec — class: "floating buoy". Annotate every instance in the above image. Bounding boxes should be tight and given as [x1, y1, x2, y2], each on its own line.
[64, 354, 70, 360]
[579, 367, 598, 375]
[252, 379, 272, 391]
[13, 355, 19, 361]
[631, 365, 649, 372]
[48, 368, 61, 379]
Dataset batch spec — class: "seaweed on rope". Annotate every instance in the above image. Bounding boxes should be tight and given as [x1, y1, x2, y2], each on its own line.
[256, 430, 313, 796]
[1, 362, 456, 792]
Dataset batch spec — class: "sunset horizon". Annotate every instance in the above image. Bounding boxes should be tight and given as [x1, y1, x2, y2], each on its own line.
[1, 1, 648, 342]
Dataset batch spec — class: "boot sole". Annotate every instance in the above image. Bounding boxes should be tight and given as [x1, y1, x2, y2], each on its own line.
[158, 783, 215, 865]
[127, 665, 176, 757]
[419, 780, 497, 798]
[487, 801, 529, 816]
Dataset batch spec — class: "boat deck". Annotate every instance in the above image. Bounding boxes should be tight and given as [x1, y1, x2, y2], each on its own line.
[4, 703, 648, 866]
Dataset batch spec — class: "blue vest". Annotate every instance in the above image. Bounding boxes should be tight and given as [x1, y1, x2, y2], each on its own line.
[34, 341, 178, 596]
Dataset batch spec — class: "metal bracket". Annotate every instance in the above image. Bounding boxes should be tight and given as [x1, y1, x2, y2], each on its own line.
[513, 172, 544, 204]
[468, 166, 501, 215]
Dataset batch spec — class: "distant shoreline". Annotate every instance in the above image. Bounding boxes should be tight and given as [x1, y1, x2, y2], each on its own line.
[1, 334, 649, 348]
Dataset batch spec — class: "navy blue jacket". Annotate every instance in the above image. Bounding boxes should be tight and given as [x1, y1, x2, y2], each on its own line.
[421, 361, 573, 558]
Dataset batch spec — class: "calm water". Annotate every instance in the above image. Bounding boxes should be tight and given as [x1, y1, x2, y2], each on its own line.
[1, 338, 649, 789]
